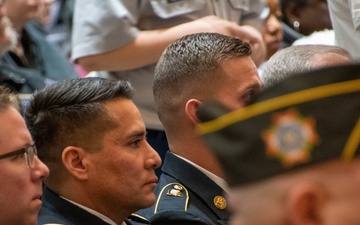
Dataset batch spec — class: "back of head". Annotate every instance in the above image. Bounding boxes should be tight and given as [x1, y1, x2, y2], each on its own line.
[25, 78, 135, 188]
[153, 32, 251, 130]
[261, 45, 352, 87]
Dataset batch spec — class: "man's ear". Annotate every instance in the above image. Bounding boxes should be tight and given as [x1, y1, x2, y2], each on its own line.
[185, 99, 202, 124]
[62, 146, 89, 181]
[285, 181, 326, 225]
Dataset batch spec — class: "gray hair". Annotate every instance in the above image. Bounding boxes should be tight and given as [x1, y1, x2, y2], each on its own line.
[261, 45, 352, 87]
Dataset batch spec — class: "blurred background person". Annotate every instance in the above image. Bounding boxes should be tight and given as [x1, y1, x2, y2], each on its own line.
[258, 0, 284, 75]
[262, 0, 283, 61]
[0, 0, 19, 90]
[0, 85, 49, 225]
[0, 0, 16, 55]
[0, 0, 78, 94]
[280, 0, 333, 47]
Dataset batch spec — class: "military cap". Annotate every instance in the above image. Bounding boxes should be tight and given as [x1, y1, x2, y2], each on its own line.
[196, 64, 360, 187]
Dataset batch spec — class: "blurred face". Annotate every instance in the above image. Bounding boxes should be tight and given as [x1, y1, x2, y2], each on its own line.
[211, 57, 262, 109]
[0, 3, 17, 55]
[4, 0, 40, 29]
[262, 0, 283, 60]
[0, 107, 49, 225]
[87, 99, 162, 219]
[297, 0, 332, 35]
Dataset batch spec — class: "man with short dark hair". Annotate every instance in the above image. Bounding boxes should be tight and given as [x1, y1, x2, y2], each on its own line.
[137, 32, 261, 225]
[25, 78, 162, 225]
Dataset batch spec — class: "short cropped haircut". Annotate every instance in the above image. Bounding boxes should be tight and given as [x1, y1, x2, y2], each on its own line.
[25, 78, 135, 186]
[0, 85, 19, 112]
[261, 45, 352, 87]
[153, 32, 252, 126]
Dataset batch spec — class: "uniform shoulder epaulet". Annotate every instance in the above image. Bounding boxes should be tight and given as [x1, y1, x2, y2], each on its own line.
[154, 182, 189, 214]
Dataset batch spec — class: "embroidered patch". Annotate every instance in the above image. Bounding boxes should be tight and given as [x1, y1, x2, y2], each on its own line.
[262, 108, 319, 167]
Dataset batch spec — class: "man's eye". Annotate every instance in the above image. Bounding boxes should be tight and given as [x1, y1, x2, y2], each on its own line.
[11, 153, 25, 161]
[244, 91, 255, 104]
[131, 140, 141, 148]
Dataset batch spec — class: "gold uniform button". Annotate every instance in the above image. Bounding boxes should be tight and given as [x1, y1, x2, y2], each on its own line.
[213, 195, 227, 209]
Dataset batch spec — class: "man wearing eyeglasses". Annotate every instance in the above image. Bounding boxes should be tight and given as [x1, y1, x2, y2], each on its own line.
[0, 85, 49, 225]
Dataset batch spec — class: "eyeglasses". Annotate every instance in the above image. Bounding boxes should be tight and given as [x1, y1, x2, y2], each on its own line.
[0, 144, 38, 168]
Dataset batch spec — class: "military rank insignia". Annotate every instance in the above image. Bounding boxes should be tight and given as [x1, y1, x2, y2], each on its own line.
[166, 184, 184, 197]
[262, 108, 319, 167]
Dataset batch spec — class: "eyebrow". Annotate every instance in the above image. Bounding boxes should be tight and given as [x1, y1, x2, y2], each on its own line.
[239, 83, 262, 95]
[126, 130, 146, 140]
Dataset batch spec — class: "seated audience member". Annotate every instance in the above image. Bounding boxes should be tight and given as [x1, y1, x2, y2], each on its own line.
[261, 45, 353, 87]
[25, 78, 161, 225]
[0, 1, 19, 90]
[0, 1, 16, 55]
[0, 85, 49, 225]
[0, 0, 78, 94]
[197, 64, 360, 225]
[280, 0, 333, 47]
[136, 33, 261, 224]
[72, 0, 267, 177]
[262, 0, 283, 61]
[258, 0, 283, 75]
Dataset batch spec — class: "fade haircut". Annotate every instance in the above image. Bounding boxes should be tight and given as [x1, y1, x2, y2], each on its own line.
[261, 45, 352, 87]
[25, 78, 135, 186]
[153, 32, 252, 127]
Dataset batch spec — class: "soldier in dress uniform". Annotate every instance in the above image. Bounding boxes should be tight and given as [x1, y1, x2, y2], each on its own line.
[136, 32, 261, 225]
